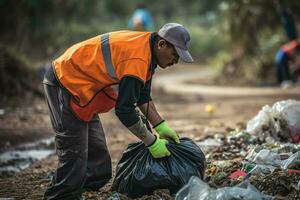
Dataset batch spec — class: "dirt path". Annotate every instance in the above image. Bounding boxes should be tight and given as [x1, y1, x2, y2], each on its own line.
[154, 65, 299, 97]
[0, 65, 300, 199]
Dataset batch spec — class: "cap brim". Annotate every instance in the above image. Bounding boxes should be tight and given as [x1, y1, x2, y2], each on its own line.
[175, 46, 194, 63]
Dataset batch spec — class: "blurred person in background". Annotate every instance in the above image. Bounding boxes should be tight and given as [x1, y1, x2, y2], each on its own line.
[275, 40, 300, 88]
[275, 4, 299, 88]
[128, 3, 154, 31]
[42, 23, 193, 200]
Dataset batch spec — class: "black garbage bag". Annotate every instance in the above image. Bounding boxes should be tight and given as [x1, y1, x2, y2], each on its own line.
[111, 137, 206, 198]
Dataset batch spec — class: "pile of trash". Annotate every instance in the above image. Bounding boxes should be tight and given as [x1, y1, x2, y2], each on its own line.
[193, 130, 300, 199]
[181, 99, 300, 199]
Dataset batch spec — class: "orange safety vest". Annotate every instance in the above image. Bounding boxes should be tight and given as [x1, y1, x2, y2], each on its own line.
[282, 39, 299, 57]
[53, 31, 153, 121]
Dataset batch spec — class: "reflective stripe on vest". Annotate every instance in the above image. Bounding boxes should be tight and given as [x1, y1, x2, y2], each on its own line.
[101, 33, 118, 80]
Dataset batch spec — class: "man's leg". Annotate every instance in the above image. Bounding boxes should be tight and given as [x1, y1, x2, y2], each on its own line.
[83, 115, 112, 191]
[43, 84, 89, 200]
[276, 50, 291, 84]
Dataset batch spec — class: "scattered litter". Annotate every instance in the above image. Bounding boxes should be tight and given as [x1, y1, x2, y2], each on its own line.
[197, 137, 222, 154]
[281, 151, 300, 169]
[287, 169, 300, 175]
[242, 162, 256, 172]
[212, 160, 233, 168]
[229, 170, 247, 180]
[175, 176, 272, 200]
[205, 104, 215, 115]
[250, 149, 282, 166]
[247, 164, 276, 176]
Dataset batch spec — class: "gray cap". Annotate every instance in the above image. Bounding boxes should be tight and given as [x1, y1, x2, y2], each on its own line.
[158, 23, 194, 63]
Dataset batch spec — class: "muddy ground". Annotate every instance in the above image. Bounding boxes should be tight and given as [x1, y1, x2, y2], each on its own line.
[0, 65, 300, 199]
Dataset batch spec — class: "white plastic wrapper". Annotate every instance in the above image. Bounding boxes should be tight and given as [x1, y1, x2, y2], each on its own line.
[246, 99, 300, 142]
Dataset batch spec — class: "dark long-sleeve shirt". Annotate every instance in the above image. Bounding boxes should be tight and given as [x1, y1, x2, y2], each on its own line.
[115, 76, 152, 127]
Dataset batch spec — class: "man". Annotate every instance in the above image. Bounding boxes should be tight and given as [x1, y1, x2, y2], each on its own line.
[275, 39, 299, 88]
[43, 23, 193, 199]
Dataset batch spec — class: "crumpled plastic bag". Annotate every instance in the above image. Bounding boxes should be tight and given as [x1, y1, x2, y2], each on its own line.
[111, 137, 206, 198]
[246, 99, 300, 142]
[273, 100, 300, 142]
[247, 149, 282, 167]
[175, 176, 272, 200]
[245, 149, 300, 176]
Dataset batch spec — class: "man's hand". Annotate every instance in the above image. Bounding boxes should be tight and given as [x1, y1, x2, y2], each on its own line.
[148, 135, 171, 158]
[154, 121, 180, 144]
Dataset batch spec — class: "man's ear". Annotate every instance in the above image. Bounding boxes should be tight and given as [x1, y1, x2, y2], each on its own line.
[157, 39, 167, 49]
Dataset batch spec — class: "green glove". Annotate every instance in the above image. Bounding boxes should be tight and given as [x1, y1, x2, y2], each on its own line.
[148, 136, 171, 158]
[154, 121, 180, 144]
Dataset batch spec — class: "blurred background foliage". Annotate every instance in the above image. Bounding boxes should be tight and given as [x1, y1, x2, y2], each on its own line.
[0, 0, 300, 95]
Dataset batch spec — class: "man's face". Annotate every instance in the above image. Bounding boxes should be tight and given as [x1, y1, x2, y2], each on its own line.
[155, 40, 179, 69]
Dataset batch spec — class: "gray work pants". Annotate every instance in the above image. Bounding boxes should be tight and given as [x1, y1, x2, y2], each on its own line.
[43, 83, 112, 200]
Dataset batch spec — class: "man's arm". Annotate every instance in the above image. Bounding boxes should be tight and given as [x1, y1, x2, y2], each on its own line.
[136, 78, 163, 126]
[115, 76, 154, 145]
[137, 81, 180, 144]
[139, 101, 163, 127]
[115, 76, 170, 158]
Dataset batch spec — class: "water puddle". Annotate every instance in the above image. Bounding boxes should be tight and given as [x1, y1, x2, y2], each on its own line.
[0, 138, 54, 177]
